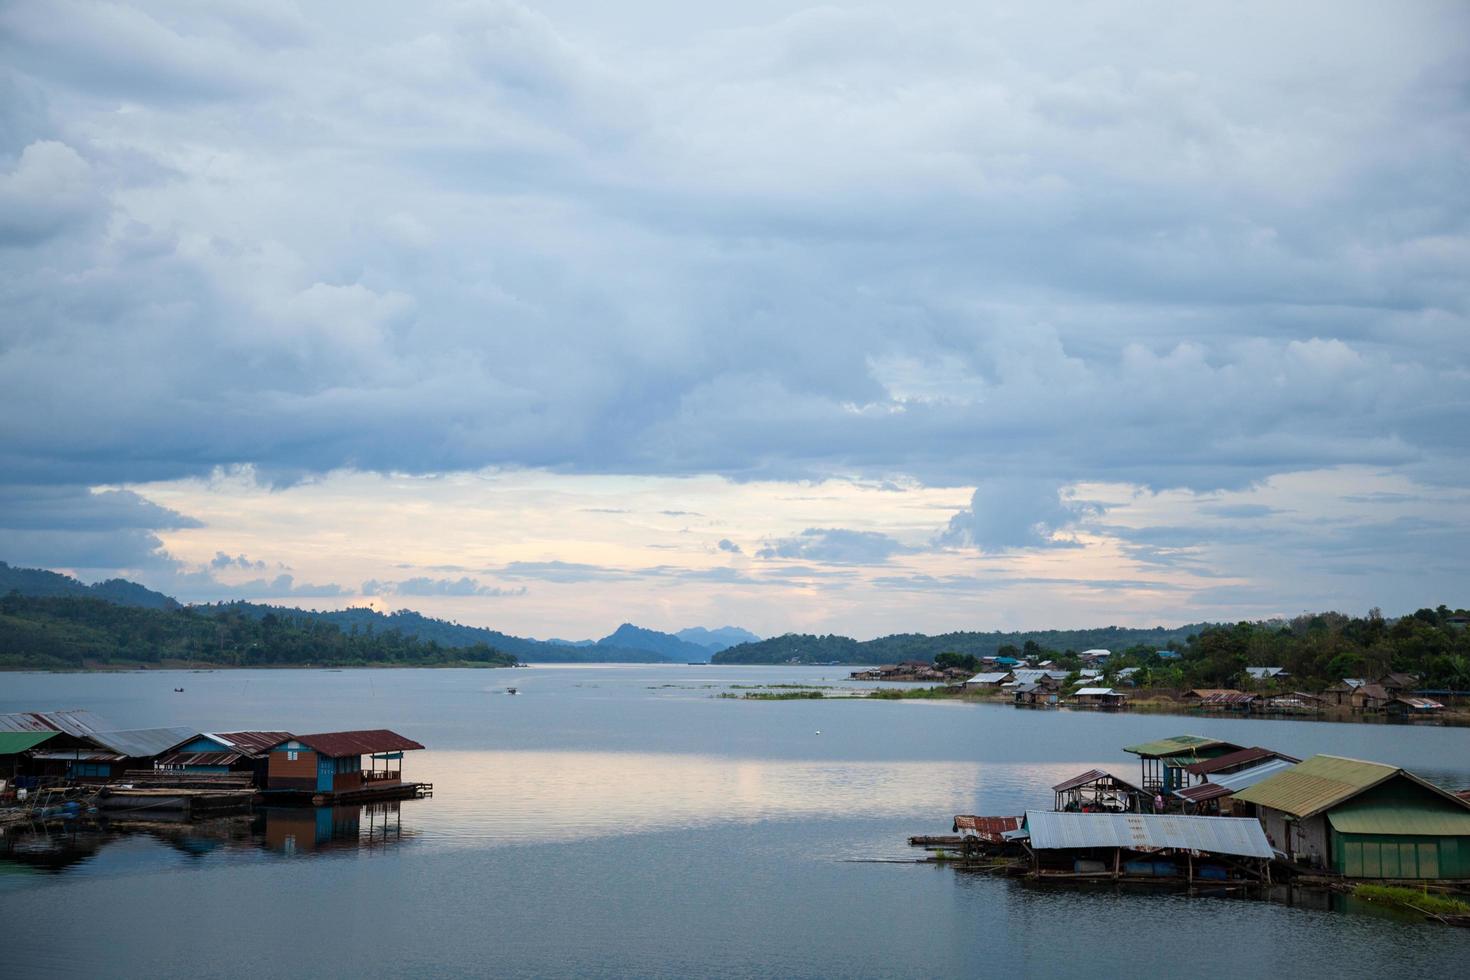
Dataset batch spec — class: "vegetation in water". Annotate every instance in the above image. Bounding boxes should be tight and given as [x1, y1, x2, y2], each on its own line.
[718, 690, 825, 700]
[1353, 884, 1470, 917]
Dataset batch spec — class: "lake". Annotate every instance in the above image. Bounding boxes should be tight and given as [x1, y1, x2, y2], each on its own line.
[2, 664, 1468, 977]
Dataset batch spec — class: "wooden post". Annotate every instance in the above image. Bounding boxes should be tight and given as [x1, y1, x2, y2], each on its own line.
[1114, 848, 1120, 880]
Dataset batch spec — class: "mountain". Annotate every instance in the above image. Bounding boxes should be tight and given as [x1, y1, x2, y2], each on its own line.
[596, 623, 714, 662]
[712, 624, 1216, 665]
[0, 561, 179, 609]
[676, 626, 761, 652]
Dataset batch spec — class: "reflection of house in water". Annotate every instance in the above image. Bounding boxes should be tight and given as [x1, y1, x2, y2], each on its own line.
[260, 803, 408, 855]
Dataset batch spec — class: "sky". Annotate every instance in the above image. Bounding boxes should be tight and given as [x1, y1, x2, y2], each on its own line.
[1, 1, 1468, 640]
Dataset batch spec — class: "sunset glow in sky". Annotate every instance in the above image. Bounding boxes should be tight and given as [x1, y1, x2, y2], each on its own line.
[2, 1, 1467, 638]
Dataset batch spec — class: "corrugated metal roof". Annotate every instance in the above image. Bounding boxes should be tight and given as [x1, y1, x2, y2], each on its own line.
[0, 709, 115, 736]
[1175, 758, 1299, 802]
[1122, 735, 1231, 758]
[1073, 687, 1119, 696]
[1022, 810, 1273, 858]
[1052, 769, 1143, 793]
[952, 815, 1023, 841]
[90, 727, 199, 758]
[292, 729, 425, 757]
[1185, 747, 1298, 776]
[0, 730, 61, 754]
[1197, 692, 1257, 706]
[1392, 697, 1443, 710]
[1327, 801, 1470, 836]
[29, 750, 128, 762]
[211, 731, 293, 757]
[965, 672, 1011, 684]
[1233, 755, 1402, 818]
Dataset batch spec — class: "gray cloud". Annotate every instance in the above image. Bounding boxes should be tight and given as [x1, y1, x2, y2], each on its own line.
[362, 576, 526, 597]
[211, 551, 268, 571]
[0, 1, 1467, 607]
[757, 528, 913, 565]
[938, 480, 1095, 552]
[717, 538, 742, 554]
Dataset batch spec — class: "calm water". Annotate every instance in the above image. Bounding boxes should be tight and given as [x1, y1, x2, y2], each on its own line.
[2, 664, 1468, 977]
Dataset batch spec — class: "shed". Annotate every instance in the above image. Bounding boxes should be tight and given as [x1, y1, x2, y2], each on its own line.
[963, 671, 1012, 689]
[1233, 754, 1470, 878]
[1071, 687, 1127, 708]
[1174, 757, 1299, 815]
[1052, 769, 1146, 813]
[1019, 810, 1273, 881]
[156, 731, 294, 785]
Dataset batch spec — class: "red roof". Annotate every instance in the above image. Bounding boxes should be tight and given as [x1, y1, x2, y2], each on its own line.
[292, 729, 425, 756]
[213, 731, 294, 757]
[952, 815, 1023, 841]
[1184, 746, 1299, 776]
[1175, 782, 1234, 804]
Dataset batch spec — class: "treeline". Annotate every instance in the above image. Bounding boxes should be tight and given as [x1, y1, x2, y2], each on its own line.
[711, 624, 1212, 665]
[1157, 606, 1470, 691]
[0, 593, 517, 669]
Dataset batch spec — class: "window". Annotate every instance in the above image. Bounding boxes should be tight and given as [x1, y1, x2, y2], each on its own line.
[287, 750, 298, 761]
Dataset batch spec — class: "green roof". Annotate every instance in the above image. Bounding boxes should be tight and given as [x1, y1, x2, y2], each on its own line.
[1122, 735, 1226, 758]
[0, 730, 60, 754]
[1232, 754, 1470, 820]
[1328, 801, 1470, 836]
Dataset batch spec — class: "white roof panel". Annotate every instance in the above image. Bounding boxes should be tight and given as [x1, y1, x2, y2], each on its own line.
[1022, 810, 1273, 858]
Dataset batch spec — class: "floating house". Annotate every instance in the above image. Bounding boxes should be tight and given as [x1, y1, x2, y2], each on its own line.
[1324, 678, 1365, 706]
[1052, 770, 1146, 813]
[1385, 696, 1443, 717]
[963, 671, 1012, 690]
[1121, 735, 1245, 793]
[264, 729, 427, 803]
[1232, 754, 1470, 878]
[1017, 810, 1274, 881]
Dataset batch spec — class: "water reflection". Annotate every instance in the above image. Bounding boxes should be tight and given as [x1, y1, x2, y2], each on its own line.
[0, 801, 417, 880]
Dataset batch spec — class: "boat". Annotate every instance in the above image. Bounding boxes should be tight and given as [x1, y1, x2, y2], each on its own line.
[506, 687, 518, 695]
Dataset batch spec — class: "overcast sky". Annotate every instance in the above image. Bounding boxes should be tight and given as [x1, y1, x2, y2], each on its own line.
[2, 1, 1467, 639]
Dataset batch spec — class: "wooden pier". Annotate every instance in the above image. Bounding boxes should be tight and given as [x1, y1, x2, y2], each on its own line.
[98, 786, 254, 820]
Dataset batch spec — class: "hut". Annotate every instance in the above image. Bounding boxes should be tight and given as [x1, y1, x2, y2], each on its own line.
[263, 729, 427, 803]
[24, 727, 198, 782]
[1379, 672, 1421, 696]
[964, 671, 1012, 690]
[1233, 754, 1470, 878]
[1121, 735, 1245, 793]
[1324, 678, 1365, 706]
[1071, 687, 1128, 709]
[1012, 682, 1057, 706]
[1384, 696, 1444, 717]
[1018, 810, 1273, 881]
[1195, 691, 1258, 712]
[1350, 683, 1392, 712]
[1052, 770, 1147, 813]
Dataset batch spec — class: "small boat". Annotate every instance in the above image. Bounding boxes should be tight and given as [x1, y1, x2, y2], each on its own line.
[506, 687, 518, 695]
[173, 687, 185, 693]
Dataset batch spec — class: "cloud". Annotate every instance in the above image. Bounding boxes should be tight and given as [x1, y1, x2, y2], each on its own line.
[361, 576, 525, 597]
[756, 528, 913, 565]
[717, 538, 742, 554]
[938, 480, 1095, 552]
[210, 551, 268, 571]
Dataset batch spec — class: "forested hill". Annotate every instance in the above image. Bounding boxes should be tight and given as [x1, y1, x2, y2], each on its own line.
[216, 604, 675, 663]
[0, 593, 516, 669]
[712, 624, 1214, 665]
[0, 560, 179, 609]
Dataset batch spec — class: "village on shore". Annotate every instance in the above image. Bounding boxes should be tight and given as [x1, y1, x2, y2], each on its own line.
[911, 727, 1470, 915]
[853, 646, 1457, 719]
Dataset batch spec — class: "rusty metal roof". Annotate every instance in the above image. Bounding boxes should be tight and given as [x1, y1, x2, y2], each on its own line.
[1392, 697, 1444, 710]
[1185, 747, 1299, 776]
[291, 729, 425, 756]
[211, 731, 293, 757]
[0, 709, 115, 737]
[1051, 769, 1143, 794]
[952, 815, 1023, 841]
[29, 750, 128, 762]
[1196, 692, 1257, 706]
[1022, 810, 1273, 858]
